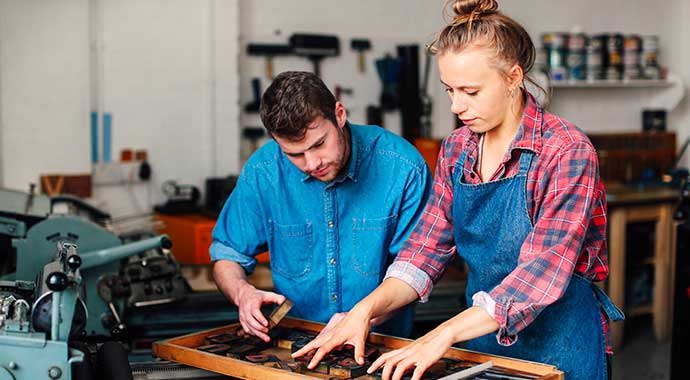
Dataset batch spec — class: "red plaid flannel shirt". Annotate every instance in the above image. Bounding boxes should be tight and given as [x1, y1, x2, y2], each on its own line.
[386, 91, 612, 352]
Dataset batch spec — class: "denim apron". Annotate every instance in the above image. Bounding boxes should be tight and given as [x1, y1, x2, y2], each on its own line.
[452, 149, 624, 380]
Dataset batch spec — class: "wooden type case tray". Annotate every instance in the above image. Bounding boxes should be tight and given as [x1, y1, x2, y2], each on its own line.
[153, 317, 563, 380]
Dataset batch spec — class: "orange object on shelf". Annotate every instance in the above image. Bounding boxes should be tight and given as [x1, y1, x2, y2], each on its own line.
[155, 213, 270, 265]
[155, 214, 215, 264]
[120, 148, 133, 162]
[414, 138, 442, 176]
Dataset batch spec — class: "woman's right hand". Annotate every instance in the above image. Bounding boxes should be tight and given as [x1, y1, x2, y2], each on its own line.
[292, 306, 372, 368]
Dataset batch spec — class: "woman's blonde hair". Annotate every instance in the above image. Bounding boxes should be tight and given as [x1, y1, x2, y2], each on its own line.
[430, 0, 544, 95]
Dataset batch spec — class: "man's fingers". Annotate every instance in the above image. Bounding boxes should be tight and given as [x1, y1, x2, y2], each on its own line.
[262, 291, 286, 305]
[250, 306, 268, 328]
[245, 312, 268, 334]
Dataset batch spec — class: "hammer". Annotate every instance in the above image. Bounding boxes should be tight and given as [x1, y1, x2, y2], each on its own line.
[247, 43, 292, 79]
[351, 39, 372, 73]
[289, 33, 340, 78]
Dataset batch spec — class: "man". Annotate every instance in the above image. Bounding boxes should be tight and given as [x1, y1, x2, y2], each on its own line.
[210, 71, 431, 341]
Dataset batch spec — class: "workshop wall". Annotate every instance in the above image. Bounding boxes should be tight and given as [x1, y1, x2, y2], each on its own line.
[239, 0, 690, 167]
[0, 0, 240, 212]
[1, 0, 688, 205]
[0, 0, 91, 190]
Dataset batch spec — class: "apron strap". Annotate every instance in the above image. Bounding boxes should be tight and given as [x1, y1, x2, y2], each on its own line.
[592, 284, 626, 322]
[572, 273, 625, 322]
[517, 149, 535, 175]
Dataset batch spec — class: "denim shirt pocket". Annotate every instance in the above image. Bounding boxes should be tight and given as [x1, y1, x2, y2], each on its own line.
[351, 214, 397, 277]
[269, 220, 313, 279]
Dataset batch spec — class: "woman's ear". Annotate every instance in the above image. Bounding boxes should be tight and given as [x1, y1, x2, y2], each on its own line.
[507, 64, 524, 90]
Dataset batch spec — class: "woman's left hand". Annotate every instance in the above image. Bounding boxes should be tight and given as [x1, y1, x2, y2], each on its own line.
[368, 326, 454, 380]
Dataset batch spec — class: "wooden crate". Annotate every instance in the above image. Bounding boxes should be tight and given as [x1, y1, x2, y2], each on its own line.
[153, 317, 563, 380]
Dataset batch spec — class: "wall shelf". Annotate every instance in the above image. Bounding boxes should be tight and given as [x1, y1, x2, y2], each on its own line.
[550, 79, 673, 89]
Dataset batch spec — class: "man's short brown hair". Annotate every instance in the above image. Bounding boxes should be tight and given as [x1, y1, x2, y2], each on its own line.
[260, 71, 337, 141]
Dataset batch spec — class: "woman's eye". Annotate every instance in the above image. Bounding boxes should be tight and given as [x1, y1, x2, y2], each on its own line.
[466, 91, 478, 96]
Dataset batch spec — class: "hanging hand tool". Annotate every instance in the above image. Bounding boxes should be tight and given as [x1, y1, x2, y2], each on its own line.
[375, 54, 402, 111]
[247, 43, 292, 79]
[350, 38, 372, 73]
[244, 78, 262, 113]
[289, 33, 340, 78]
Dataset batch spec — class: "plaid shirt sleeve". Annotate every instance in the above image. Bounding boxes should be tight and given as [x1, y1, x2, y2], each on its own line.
[384, 136, 459, 302]
[489, 141, 603, 345]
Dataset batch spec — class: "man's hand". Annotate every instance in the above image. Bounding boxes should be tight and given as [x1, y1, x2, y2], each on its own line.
[236, 284, 285, 342]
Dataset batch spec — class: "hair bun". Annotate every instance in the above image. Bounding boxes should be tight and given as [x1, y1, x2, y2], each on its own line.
[451, 0, 499, 25]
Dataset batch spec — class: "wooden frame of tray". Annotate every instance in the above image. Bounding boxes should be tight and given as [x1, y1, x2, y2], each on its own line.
[153, 317, 564, 380]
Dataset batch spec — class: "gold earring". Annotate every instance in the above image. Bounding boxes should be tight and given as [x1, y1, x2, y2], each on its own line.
[509, 88, 515, 98]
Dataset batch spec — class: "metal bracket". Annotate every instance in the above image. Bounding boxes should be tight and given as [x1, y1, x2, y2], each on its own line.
[0, 216, 26, 238]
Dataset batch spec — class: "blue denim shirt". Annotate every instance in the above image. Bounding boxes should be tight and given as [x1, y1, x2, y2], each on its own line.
[210, 123, 431, 337]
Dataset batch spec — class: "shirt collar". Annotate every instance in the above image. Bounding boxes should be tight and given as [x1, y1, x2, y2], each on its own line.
[301, 122, 361, 185]
[511, 89, 543, 155]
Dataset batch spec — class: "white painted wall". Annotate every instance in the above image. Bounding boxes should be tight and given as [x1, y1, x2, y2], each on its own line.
[0, 0, 239, 216]
[91, 0, 239, 215]
[0, 0, 91, 191]
[668, 0, 690, 168]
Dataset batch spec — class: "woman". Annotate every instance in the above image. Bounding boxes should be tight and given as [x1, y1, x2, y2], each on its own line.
[293, 1, 624, 379]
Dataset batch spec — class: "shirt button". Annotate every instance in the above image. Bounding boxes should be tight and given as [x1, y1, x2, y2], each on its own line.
[330, 258, 336, 265]
[331, 294, 337, 301]
[328, 221, 334, 228]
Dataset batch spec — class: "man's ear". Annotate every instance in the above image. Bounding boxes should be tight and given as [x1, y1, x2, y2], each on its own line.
[334, 101, 348, 128]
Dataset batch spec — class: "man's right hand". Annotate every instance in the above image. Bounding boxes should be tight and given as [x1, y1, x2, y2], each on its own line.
[236, 284, 285, 342]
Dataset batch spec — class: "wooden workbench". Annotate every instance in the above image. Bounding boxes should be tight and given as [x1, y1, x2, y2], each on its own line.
[606, 185, 679, 349]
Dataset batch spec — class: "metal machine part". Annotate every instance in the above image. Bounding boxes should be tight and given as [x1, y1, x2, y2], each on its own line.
[121, 251, 189, 308]
[130, 362, 223, 380]
[0, 187, 51, 218]
[0, 242, 87, 380]
[6, 214, 173, 336]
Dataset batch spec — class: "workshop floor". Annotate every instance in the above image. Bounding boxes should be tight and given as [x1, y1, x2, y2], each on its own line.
[613, 315, 671, 380]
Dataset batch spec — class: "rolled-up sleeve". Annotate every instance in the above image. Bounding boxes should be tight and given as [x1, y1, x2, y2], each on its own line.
[210, 169, 268, 275]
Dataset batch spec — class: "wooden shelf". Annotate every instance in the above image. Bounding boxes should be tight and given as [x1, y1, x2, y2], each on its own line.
[550, 79, 672, 89]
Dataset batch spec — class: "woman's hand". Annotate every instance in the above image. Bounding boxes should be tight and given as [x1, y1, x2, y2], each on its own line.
[368, 326, 454, 380]
[292, 307, 372, 368]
